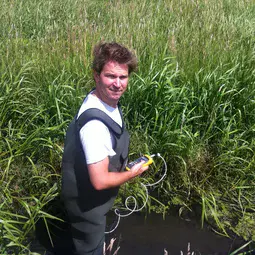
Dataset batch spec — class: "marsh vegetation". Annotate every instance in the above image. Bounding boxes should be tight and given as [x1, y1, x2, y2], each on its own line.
[0, 0, 254, 253]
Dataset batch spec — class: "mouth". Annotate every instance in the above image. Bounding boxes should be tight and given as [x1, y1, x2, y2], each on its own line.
[110, 89, 122, 94]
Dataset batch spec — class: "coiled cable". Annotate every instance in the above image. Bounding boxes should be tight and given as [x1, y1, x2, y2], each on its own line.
[105, 153, 167, 234]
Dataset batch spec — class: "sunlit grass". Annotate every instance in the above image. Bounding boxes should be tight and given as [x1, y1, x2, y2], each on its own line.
[0, 0, 255, 252]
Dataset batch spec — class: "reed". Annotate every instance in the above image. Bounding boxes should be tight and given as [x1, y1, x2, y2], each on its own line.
[0, 0, 254, 252]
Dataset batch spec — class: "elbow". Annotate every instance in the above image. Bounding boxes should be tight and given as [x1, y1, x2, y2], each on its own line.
[91, 180, 107, 191]
[93, 184, 105, 191]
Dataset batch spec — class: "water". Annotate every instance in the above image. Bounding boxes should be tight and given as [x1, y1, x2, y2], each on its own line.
[32, 210, 253, 255]
[105, 212, 250, 255]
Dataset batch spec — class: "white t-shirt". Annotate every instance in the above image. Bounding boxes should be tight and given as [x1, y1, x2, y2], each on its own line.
[77, 92, 122, 164]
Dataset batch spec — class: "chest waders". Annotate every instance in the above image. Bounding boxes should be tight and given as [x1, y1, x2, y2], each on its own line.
[61, 107, 130, 255]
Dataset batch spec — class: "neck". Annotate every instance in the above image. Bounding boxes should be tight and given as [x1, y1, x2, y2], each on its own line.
[92, 90, 118, 108]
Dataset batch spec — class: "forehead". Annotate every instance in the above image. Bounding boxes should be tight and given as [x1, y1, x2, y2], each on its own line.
[102, 61, 128, 74]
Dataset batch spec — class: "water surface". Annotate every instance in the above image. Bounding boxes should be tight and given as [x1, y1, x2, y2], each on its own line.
[105, 212, 251, 255]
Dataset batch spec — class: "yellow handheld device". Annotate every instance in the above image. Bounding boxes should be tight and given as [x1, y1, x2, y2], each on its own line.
[126, 154, 153, 171]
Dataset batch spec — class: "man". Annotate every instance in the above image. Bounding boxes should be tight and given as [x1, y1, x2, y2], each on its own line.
[61, 42, 149, 255]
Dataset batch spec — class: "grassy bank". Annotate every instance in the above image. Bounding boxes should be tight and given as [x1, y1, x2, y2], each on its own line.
[0, 0, 255, 253]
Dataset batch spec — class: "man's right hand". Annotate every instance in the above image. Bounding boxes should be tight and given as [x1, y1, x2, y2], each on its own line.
[129, 161, 149, 177]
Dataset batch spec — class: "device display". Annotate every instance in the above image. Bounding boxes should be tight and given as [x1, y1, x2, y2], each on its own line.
[126, 154, 153, 171]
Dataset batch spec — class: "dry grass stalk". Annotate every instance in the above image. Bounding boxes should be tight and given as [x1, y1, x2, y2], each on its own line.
[180, 242, 195, 255]
[104, 238, 120, 255]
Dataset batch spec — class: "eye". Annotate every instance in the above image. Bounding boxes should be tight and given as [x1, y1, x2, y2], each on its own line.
[106, 74, 115, 79]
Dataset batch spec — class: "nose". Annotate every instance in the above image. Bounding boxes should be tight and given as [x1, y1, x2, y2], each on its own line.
[114, 78, 121, 88]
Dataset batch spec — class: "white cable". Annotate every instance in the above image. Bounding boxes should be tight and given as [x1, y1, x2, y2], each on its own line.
[105, 153, 167, 234]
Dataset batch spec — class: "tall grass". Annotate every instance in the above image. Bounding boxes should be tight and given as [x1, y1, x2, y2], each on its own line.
[0, 0, 255, 252]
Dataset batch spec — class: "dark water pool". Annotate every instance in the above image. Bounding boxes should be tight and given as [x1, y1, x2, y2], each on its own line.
[105, 212, 252, 255]
[33, 210, 254, 255]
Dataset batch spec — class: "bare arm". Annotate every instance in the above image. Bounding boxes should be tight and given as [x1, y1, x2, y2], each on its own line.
[88, 156, 149, 190]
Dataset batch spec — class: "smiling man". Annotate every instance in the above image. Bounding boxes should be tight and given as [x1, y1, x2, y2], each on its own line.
[61, 42, 149, 255]
[93, 61, 129, 108]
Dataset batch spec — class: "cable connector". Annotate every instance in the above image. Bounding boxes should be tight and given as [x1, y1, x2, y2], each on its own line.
[150, 153, 161, 158]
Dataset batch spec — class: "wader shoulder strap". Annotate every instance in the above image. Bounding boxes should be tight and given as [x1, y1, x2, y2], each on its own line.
[76, 108, 123, 135]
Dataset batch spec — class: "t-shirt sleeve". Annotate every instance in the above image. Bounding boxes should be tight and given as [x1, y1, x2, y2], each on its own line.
[79, 120, 116, 164]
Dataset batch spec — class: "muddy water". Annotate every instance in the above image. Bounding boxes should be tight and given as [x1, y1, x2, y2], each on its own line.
[105, 212, 250, 255]
[33, 209, 252, 255]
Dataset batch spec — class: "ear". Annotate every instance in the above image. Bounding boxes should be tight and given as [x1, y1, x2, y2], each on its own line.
[93, 71, 100, 83]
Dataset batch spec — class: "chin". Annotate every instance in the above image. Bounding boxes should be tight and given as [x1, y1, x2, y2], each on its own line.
[111, 96, 121, 101]
[110, 92, 122, 98]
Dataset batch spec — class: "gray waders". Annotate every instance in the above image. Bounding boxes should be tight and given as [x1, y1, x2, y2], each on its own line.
[61, 107, 129, 255]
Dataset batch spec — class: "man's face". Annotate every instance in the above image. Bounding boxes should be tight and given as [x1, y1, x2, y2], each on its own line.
[94, 61, 129, 108]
